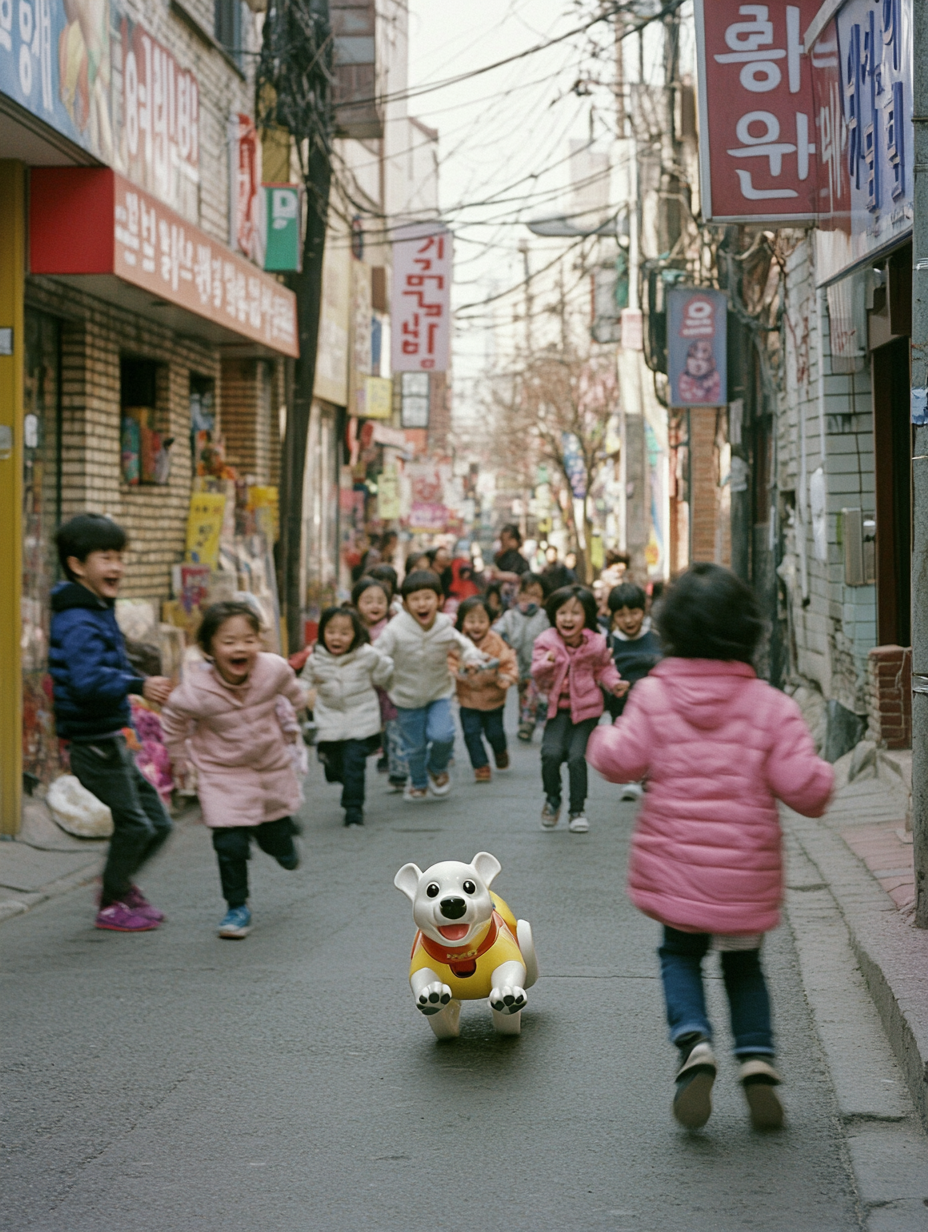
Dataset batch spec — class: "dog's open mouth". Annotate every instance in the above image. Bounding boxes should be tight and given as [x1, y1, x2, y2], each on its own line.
[437, 923, 469, 941]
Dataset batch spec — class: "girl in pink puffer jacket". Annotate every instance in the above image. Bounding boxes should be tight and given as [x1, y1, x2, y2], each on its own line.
[531, 585, 623, 834]
[587, 564, 833, 1132]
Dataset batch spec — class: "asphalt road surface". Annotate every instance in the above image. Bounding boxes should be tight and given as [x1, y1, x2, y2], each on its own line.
[3, 700, 867, 1231]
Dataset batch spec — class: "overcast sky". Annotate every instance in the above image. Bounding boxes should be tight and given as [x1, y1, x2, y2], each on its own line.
[405, 1, 608, 419]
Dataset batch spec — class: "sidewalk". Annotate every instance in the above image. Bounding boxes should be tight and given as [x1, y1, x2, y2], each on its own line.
[782, 746, 928, 1134]
[0, 797, 198, 924]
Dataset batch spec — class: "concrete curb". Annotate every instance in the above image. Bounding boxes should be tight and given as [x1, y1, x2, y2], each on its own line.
[0, 860, 102, 924]
[784, 806, 928, 1135]
[0, 801, 202, 927]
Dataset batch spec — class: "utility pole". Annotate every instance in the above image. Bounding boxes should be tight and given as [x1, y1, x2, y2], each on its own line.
[257, 0, 333, 653]
[911, 1, 928, 926]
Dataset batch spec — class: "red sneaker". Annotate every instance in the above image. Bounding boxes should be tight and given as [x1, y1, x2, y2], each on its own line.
[124, 885, 166, 923]
[95, 902, 160, 932]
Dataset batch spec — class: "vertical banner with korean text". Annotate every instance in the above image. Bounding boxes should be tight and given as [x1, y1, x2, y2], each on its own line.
[229, 113, 265, 267]
[809, 0, 913, 285]
[667, 288, 728, 408]
[390, 223, 452, 373]
[694, 0, 821, 222]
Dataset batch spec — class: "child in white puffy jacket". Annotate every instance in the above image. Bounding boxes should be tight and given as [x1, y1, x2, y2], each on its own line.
[301, 606, 393, 827]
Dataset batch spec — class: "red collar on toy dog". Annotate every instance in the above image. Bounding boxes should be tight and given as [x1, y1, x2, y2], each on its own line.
[417, 912, 503, 978]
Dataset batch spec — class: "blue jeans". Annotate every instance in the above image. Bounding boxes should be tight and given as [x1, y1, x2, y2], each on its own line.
[658, 926, 774, 1057]
[459, 705, 506, 769]
[395, 699, 455, 789]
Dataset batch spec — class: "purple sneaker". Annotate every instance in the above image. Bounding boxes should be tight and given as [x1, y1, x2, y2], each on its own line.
[95, 901, 160, 932]
[124, 885, 166, 922]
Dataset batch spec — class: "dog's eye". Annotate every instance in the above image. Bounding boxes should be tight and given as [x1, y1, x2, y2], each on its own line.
[463, 880, 476, 895]
[426, 883, 440, 898]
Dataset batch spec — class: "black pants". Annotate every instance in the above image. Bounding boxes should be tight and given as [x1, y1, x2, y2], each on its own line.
[318, 737, 375, 823]
[459, 705, 506, 769]
[68, 736, 173, 907]
[541, 711, 598, 814]
[211, 817, 298, 908]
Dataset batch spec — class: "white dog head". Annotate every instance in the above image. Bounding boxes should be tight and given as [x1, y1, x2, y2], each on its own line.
[394, 852, 501, 948]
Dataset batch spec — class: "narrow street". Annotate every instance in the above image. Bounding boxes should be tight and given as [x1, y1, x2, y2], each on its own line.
[4, 702, 914, 1232]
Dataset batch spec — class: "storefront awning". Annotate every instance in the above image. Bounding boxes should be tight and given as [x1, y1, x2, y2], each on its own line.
[29, 168, 299, 359]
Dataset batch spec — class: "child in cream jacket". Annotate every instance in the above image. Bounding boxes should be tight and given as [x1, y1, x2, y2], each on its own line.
[374, 569, 485, 801]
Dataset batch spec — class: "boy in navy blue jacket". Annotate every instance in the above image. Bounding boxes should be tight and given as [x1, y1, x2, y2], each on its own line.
[50, 514, 174, 931]
[603, 582, 662, 800]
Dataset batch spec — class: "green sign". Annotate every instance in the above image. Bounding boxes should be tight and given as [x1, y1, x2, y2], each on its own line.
[264, 186, 303, 272]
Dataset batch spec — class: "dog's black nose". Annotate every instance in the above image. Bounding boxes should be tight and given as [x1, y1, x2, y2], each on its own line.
[440, 897, 467, 920]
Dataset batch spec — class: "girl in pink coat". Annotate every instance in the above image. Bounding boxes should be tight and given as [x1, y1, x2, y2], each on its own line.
[161, 601, 306, 940]
[587, 564, 833, 1132]
[531, 585, 623, 834]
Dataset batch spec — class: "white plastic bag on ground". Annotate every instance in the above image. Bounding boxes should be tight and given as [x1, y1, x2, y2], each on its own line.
[46, 775, 114, 838]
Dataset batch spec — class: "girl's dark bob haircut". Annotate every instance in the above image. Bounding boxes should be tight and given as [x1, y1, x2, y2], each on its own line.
[608, 581, 647, 612]
[368, 563, 398, 597]
[545, 584, 599, 631]
[655, 562, 764, 664]
[350, 575, 390, 608]
[401, 568, 443, 599]
[318, 605, 369, 653]
[518, 571, 545, 593]
[197, 600, 261, 656]
[454, 595, 493, 632]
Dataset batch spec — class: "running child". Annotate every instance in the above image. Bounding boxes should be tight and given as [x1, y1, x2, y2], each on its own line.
[531, 585, 623, 833]
[374, 569, 485, 802]
[603, 581, 663, 800]
[494, 572, 549, 742]
[301, 604, 393, 827]
[587, 563, 833, 1130]
[49, 514, 174, 932]
[454, 596, 517, 783]
[352, 574, 407, 789]
[161, 601, 305, 939]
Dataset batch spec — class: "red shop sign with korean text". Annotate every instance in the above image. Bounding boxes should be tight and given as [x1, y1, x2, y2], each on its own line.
[695, 1, 821, 222]
[390, 222, 452, 373]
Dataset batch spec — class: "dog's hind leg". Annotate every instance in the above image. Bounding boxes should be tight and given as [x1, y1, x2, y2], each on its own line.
[428, 999, 462, 1039]
[491, 1007, 521, 1036]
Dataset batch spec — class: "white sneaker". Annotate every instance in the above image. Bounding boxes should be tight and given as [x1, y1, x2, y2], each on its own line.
[673, 1041, 717, 1129]
[620, 782, 643, 801]
[568, 812, 589, 833]
[540, 800, 560, 829]
[739, 1057, 784, 1130]
[428, 771, 451, 798]
[403, 784, 429, 803]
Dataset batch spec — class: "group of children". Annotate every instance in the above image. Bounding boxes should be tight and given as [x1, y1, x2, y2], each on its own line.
[50, 513, 834, 1132]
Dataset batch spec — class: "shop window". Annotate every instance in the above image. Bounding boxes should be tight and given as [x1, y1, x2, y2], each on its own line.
[190, 374, 216, 475]
[22, 309, 62, 792]
[215, 0, 242, 64]
[120, 358, 171, 486]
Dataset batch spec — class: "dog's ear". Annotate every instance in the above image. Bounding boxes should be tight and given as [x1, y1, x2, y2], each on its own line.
[394, 863, 423, 902]
[471, 851, 501, 887]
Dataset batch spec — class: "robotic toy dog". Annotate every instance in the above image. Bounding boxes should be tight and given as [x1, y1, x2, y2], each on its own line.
[394, 851, 538, 1038]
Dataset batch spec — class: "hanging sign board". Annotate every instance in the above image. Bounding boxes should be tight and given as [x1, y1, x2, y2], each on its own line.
[263, 185, 303, 271]
[667, 288, 728, 408]
[390, 223, 452, 372]
[694, 0, 821, 222]
[809, 0, 913, 285]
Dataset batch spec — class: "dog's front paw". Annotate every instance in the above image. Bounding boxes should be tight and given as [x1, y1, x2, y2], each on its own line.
[489, 984, 526, 1015]
[416, 981, 453, 1015]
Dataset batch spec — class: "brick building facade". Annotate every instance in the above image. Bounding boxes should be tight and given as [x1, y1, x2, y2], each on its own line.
[1, 0, 296, 831]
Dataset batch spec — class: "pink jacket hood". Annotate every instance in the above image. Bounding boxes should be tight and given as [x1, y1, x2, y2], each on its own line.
[530, 626, 620, 723]
[587, 658, 834, 934]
